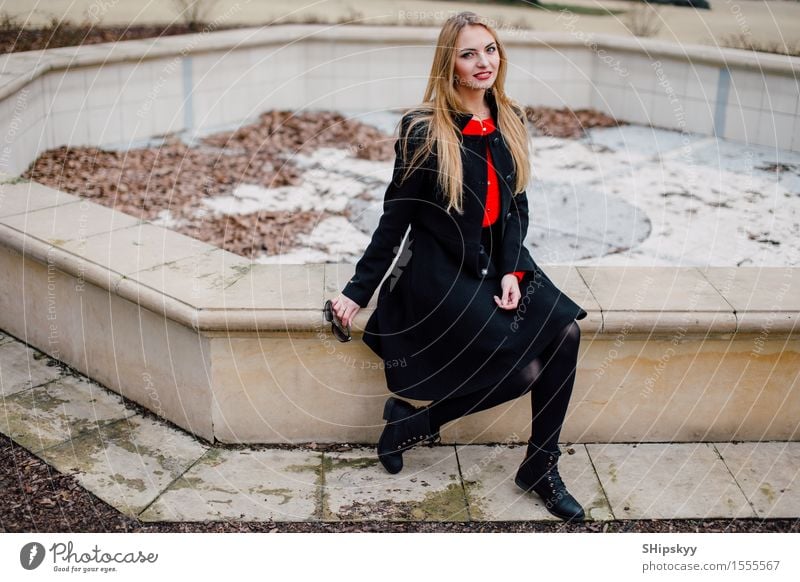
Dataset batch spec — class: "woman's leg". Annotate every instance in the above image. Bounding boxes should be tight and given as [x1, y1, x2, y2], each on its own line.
[426, 320, 581, 442]
[528, 320, 581, 452]
[426, 355, 543, 435]
[515, 320, 585, 521]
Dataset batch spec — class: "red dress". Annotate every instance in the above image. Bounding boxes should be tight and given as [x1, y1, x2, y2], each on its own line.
[462, 115, 525, 284]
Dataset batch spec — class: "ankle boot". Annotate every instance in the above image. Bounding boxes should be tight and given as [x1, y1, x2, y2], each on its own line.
[377, 397, 440, 474]
[514, 440, 585, 522]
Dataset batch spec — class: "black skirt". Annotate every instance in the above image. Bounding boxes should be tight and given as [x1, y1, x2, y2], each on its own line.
[361, 220, 587, 402]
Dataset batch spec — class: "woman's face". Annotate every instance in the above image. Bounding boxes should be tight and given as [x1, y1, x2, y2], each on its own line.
[453, 24, 500, 92]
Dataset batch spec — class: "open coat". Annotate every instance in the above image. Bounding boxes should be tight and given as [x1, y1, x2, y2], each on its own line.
[342, 92, 587, 401]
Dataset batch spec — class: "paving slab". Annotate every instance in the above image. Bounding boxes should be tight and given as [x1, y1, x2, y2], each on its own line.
[58, 222, 217, 276]
[587, 442, 756, 520]
[36, 414, 210, 517]
[715, 441, 800, 519]
[125, 247, 252, 305]
[0, 200, 140, 245]
[323, 445, 467, 521]
[139, 447, 322, 522]
[0, 181, 80, 219]
[458, 443, 613, 522]
[2, 324, 797, 524]
[0, 340, 64, 397]
[0, 373, 136, 453]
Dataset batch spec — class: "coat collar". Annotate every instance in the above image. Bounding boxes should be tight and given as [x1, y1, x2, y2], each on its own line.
[452, 90, 499, 133]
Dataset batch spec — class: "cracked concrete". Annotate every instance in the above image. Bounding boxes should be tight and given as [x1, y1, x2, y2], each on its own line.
[1, 329, 798, 523]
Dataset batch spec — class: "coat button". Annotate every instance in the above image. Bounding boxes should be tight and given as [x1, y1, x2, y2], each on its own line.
[506, 212, 512, 219]
[506, 174, 512, 182]
[492, 137, 499, 144]
[480, 268, 488, 276]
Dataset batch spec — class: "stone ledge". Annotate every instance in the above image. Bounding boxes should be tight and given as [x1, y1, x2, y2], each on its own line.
[1, 180, 798, 444]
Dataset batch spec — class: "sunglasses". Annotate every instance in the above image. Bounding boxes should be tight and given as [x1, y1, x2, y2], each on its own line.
[323, 299, 352, 342]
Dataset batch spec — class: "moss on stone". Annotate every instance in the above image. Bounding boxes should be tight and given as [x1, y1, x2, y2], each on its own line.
[253, 487, 293, 505]
[108, 473, 147, 492]
[462, 479, 487, 521]
[758, 483, 775, 504]
[332, 482, 470, 522]
[329, 456, 379, 471]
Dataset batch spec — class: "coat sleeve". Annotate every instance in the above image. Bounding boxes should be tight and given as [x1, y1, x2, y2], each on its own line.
[500, 188, 537, 274]
[500, 106, 536, 275]
[341, 114, 428, 308]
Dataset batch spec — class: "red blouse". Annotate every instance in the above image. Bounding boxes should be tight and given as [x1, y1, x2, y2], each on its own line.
[462, 115, 525, 284]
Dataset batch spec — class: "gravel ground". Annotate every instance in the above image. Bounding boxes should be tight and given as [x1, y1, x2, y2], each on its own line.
[2, 432, 797, 534]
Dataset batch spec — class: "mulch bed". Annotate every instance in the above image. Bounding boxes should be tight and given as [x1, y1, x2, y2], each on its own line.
[23, 106, 622, 260]
[23, 111, 393, 259]
[2, 432, 797, 533]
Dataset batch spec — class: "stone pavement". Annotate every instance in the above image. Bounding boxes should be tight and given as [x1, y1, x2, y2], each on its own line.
[1, 328, 798, 523]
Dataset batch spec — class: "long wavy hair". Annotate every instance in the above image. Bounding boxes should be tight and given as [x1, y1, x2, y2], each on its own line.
[398, 11, 531, 215]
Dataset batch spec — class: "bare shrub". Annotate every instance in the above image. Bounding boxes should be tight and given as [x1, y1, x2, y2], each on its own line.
[624, 3, 663, 38]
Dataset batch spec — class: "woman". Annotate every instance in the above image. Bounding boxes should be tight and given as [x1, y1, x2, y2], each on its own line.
[330, 11, 588, 522]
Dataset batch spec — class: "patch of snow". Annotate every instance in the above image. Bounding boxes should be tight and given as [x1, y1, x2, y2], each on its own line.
[150, 209, 184, 228]
[197, 118, 800, 268]
[292, 216, 372, 263]
[203, 168, 366, 215]
[290, 147, 394, 183]
[583, 125, 707, 159]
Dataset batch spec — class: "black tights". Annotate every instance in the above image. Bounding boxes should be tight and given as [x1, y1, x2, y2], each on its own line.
[426, 320, 581, 452]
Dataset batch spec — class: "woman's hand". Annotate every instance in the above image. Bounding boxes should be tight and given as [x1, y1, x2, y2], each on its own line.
[494, 274, 521, 310]
[332, 293, 360, 328]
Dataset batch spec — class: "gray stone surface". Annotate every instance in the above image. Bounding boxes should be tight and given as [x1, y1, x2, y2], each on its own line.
[37, 414, 210, 517]
[323, 445, 467, 521]
[0, 340, 64, 397]
[587, 442, 756, 519]
[140, 447, 322, 522]
[715, 441, 800, 519]
[0, 374, 135, 452]
[583, 125, 708, 160]
[458, 443, 613, 521]
[1, 329, 797, 524]
[527, 180, 651, 263]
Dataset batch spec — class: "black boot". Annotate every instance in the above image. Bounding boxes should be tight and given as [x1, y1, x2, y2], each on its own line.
[514, 440, 585, 522]
[377, 397, 440, 474]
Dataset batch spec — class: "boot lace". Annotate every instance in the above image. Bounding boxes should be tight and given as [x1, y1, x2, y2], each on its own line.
[547, 467, 567, 493]
[396, 429, 440, 450]
[545, 455, 567, 495]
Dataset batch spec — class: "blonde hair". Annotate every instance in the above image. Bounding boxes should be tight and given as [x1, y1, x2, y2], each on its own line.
[398, 11, 531, 215]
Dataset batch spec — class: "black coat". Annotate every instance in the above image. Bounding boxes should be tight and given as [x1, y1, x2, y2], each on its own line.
[342, 92, 587, 401]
